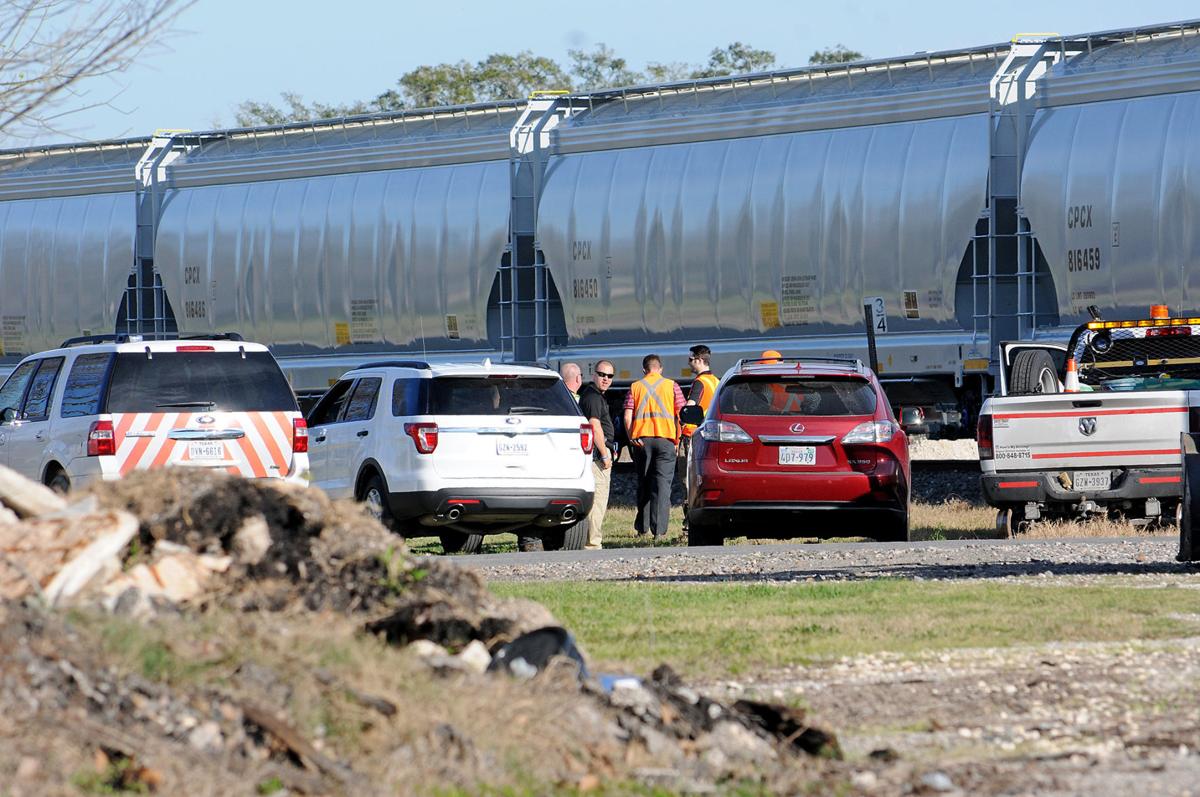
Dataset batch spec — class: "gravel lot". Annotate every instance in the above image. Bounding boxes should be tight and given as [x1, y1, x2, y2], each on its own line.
[470, 538, 1200, 795]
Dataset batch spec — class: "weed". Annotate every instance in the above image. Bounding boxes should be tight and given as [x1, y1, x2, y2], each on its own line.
[256, 776, 284, 795]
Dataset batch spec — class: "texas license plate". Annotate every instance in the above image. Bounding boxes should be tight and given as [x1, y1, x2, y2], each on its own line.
[497, 439, 529, 456]
[1073, 470, 1111, 491]
[778, 446, 816, 465]
[188, 441, 225, 461]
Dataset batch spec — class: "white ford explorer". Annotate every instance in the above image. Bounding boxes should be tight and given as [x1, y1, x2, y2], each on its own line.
[305, 359, 595, 554]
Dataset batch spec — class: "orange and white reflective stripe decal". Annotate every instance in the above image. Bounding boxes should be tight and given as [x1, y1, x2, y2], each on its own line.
[111, 411, 296, 479]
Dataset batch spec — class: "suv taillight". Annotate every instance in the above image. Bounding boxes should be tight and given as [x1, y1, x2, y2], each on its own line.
[977, 414, 994, 460]
[405, 422, 439, 454]
[698, 419, 753, 443]
[87, 420, 115, 457]
[292, 418, 308, 453]
[580, 423, 594, 455]
[841, 421, 898, 444]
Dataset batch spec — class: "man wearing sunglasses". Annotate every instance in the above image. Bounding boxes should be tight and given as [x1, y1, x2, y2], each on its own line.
[578, 360, 616, 549]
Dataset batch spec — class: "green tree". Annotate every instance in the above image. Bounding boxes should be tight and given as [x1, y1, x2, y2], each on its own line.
[569, 43, 643, 91]
[809, 44, 864, 65]
[235, 92, 369, 127]
[474, 51, 571, 100]
[392, 61, 478, 108]
[691, 42, 777, 78]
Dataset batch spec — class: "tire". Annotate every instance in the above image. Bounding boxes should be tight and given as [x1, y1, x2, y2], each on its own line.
[46, 470, 70, 494]
[543, 520, 588, 551]
[1179, 442, 1200, 561]
[1009, 350, 1059, 396]
[687, 518, 723, 547]
[996, 505, 1028, 538]
[874, 511, 909, 543]
[439, 531, 484, 555]
[357, 472, 399, 535]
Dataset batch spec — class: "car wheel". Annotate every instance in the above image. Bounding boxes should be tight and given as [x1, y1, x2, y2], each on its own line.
[687, 520, 723, 547]
[874, 511, 909, 543]
[47, 471, 70, 494]
[1180, 441, 1200, 561]
[439, 531, 484, 555]
[996, 505, 1028, 538]
[543, 520, 588, 551]
[358, 473, 398, 533]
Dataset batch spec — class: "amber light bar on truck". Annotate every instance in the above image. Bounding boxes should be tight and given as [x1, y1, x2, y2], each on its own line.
[1086, 317, 1200, 330]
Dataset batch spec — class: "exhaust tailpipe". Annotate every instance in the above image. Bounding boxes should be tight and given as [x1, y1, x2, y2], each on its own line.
[446, 506, 462, 522]
[561, 506, 576, 522]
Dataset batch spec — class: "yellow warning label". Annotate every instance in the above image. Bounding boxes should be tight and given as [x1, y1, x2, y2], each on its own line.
[963, 358, 990, 371]
[759, 301, 781, 330]
[334, 322, 351, 346]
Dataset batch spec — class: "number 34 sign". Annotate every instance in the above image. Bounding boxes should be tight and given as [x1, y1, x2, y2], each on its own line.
[863, 296, 888, 334]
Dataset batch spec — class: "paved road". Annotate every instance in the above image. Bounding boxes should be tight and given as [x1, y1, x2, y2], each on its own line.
[462, 535, 1195, 583]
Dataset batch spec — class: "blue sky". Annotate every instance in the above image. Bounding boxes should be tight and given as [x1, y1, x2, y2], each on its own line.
[52, 0, 1200, 143]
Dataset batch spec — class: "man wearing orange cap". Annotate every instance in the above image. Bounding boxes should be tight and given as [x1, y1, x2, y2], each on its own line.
[761, 349, 782, 363]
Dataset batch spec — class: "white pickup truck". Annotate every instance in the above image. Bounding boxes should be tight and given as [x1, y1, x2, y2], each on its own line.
[978, 307, 1200, 536]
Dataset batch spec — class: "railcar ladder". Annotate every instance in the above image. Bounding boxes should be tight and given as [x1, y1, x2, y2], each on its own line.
[126, 131, 220, 339]
[500, 93, 578, 362]
[973, 37, 1080, 366]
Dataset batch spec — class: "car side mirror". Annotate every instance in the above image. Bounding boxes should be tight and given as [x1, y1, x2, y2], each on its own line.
[679, 405, 705, 426]
[0, 407, 18, 424]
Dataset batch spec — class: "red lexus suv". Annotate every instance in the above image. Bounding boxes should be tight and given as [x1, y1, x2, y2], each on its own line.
[679, 357, 910, 546]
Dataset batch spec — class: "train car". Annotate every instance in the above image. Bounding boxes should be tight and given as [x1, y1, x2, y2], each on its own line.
[1, 21, 1198, 433]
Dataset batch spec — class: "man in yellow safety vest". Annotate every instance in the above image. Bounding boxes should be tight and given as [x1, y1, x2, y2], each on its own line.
[623, 353, 685, 538]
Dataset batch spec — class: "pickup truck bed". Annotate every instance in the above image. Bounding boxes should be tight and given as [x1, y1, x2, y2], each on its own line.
[979, 310, 1200, 531]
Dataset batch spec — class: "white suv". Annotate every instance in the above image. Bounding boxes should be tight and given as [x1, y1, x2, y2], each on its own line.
[306, 360, 595, 554]
[0, 334, 309, 491]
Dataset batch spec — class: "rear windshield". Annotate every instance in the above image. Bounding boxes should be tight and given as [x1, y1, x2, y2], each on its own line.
[429, 376, 580, 416]
[719, 377, 876, 416]
[105, 351, 298, 413]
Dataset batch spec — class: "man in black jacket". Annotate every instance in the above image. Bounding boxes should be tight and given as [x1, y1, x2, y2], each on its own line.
[578, 360, 615, 549]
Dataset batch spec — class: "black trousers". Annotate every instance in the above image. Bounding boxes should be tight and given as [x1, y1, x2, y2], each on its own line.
[633, 437, 675, 537]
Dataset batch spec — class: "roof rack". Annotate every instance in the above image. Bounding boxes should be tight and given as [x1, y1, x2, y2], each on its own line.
[355, 359, 431, 371]
[60, 333, 138, 348]
[736, 356, 864, 372]
[180, 332, 244, 342]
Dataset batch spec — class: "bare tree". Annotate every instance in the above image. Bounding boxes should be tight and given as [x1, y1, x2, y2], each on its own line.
[0, 0, 193, 141]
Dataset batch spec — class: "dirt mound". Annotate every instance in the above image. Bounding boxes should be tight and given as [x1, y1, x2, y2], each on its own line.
[0, 466, 844, 794]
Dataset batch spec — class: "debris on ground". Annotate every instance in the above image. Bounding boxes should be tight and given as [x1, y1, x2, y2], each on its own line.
[0, 465, 846, 794]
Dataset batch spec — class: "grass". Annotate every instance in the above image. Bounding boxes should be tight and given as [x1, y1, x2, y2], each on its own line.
[405, 499, 1169, 555]
[489, 579, 1200, 677]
